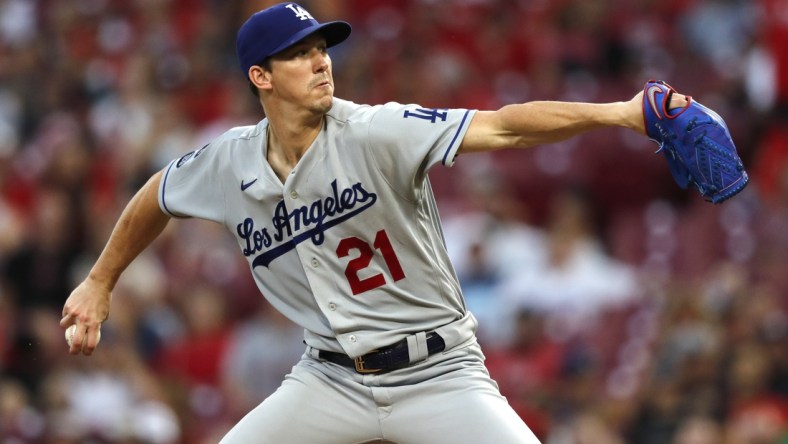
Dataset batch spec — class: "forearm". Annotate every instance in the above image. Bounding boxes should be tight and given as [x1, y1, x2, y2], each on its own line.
[88, 171, 170, 291]
[460, 99, 641, 154]
[499, 101, 636, 147]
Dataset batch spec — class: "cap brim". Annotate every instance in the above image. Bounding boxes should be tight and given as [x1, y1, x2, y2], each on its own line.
[269, 21, 351, 58]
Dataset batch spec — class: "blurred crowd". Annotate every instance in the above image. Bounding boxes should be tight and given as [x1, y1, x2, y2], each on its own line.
[0, 0, 787, 443]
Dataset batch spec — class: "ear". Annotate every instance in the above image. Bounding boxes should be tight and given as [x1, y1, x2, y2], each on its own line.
[248, 65, 272, 92]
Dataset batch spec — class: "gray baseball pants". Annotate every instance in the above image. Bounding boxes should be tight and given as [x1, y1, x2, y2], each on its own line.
[219, 339, 541, 443]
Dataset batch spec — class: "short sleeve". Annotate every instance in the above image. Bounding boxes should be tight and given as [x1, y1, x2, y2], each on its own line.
[158, 143, 226, 223]
[366, 103, 476, 193]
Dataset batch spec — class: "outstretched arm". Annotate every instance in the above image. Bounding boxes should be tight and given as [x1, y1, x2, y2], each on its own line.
[458, 90, 688, 154]
[60, 170, 171, 355]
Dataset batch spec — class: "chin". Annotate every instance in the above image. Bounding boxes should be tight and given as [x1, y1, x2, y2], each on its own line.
[313, 96, 334, 114]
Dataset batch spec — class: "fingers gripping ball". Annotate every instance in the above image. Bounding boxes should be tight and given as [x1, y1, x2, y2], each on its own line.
[642, 80, 749, 204]
[65, 324, 101, 349]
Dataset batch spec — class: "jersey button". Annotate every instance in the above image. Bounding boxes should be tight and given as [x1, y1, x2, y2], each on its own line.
[348, 335, 357, 343]
[328, 302, 337, 311]
[290, 191, 298, 199]
[310, 258, 319, 268]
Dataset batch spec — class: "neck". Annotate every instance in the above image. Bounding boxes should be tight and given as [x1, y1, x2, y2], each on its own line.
[262, 101, 325, 183]
[264, 102, 325, 167]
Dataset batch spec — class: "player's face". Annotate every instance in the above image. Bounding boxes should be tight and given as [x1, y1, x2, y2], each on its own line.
[268, 35, 335, 113]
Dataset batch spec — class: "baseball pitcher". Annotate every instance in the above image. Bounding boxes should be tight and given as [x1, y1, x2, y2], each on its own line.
[60, 3, 744, 443]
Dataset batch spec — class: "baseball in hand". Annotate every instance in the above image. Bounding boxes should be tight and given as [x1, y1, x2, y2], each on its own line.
[65, 324, 101, 348]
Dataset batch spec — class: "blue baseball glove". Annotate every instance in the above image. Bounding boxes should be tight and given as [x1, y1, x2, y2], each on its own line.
[642, 80, 748, 204]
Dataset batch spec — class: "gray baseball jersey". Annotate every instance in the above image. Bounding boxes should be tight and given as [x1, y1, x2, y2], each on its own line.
[159, 98, 476, 357]
[159, 99, 541, 443]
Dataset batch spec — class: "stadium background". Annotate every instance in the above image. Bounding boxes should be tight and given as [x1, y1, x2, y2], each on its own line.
[0, 0, 786, 442]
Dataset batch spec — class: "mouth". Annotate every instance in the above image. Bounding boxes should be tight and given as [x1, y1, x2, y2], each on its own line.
[313, 79, 332, 90]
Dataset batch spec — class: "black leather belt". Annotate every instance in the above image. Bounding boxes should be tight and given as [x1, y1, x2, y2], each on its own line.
[318, 333, 446, 374]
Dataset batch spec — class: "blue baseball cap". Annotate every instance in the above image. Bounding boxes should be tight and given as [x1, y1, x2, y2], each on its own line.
[236, 2, 352, 75]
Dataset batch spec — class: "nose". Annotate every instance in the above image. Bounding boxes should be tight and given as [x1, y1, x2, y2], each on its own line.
[312, 49, 329, 73]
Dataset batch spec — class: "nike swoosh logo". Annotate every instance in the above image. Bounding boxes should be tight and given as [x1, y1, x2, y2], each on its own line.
[646, 85, 663, 119]
[241, 178, 258, 191]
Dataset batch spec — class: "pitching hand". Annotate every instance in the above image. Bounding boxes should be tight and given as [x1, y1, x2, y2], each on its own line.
[60, 277, 111, 355]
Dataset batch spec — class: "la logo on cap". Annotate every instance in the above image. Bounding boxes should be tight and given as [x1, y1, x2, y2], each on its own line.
[235, 2, 351, 74]
[285, 4, 314, 21]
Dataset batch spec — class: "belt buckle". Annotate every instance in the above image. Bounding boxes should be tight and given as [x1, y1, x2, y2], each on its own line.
[354, 355, 382, 374]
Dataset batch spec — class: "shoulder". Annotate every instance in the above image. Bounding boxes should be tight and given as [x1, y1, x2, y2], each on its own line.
[326, 98, 375, 124]
[214, 121, 266, 145]
[327, 98, 420, 125]
[197, 121, 266, 155]
[172, 121, 265, 168]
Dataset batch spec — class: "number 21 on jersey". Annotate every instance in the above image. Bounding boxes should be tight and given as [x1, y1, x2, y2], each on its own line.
[336, 229, 405, 295]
